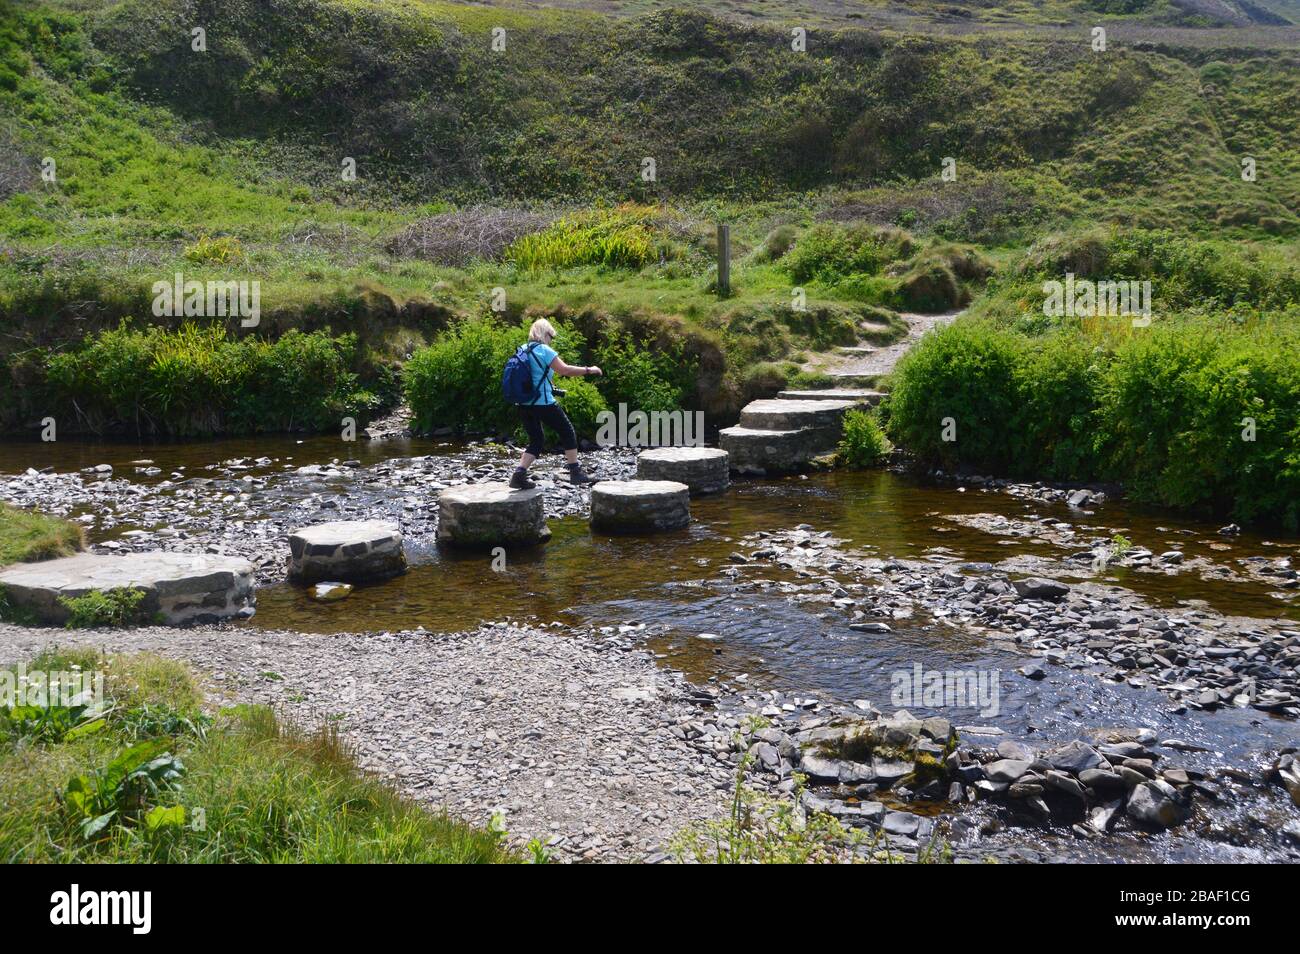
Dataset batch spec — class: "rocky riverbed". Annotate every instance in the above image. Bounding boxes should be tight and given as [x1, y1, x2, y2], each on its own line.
[720, 527, 1300, 718]
[2, 441, 1299, 862]
[0, 444, 638, 583]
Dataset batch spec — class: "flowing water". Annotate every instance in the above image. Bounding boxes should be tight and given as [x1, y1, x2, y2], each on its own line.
[3, 436, 1297, 861]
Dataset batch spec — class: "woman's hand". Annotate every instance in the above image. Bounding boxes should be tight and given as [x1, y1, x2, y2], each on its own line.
[587, 365, 603, 377]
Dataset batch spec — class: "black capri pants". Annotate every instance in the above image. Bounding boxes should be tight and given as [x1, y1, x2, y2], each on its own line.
[517, 402, 577, 457]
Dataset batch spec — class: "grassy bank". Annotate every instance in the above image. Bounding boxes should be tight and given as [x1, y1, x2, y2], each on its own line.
[0, 648, 517, 862]
[0, 503, 82, 565]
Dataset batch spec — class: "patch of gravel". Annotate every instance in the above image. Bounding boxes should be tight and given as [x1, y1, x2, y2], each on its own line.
[0, 619, 735, 862]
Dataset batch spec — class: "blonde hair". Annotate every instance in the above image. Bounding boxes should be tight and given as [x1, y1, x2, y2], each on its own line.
[528, 318, 557, 343]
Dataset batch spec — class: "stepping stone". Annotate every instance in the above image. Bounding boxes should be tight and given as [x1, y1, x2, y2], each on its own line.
[776, 389, 884, 404]
[718, 425, 835, 475]
[437, 483, 550, 548]
[288, 520, 406, 582]
[738, 398, 858, 432]
[590, 480, 690, 533]
[635, 447, 730, 495]
[0, 551, 255, 626]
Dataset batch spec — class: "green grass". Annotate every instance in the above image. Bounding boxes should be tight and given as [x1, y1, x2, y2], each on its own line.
[0, 649, 518, 862]
[0, 503, 82, 565]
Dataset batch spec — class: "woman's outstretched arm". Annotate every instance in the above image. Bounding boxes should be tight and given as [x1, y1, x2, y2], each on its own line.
[548, 357, 602, 377]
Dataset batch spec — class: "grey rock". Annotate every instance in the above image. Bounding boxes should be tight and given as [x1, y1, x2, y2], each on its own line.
[289, 519, 407, 582]
[985, 758, 1033, 783]
[1126, 780, 1187, 830]
[882, 810, 922, 838]
[1044, 740, 1106, 774]
[1079, 768, 1125, 792]
[996, 740, 1034, 761]
[1012, 577, 1071, 601]
[1088, 799, 1123, 833]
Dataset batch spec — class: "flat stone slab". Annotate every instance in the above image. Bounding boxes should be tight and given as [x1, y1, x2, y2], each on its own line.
[718, 424, 838, 475]
[288, 520, 406, 583]
[777, 389, 884, 404]
[0, 551, 255, 626]
[739, 398, 858, 431]
[437, 483, 550, 548]
[590, 480, 690, 533]
[635, 447, 730, 495]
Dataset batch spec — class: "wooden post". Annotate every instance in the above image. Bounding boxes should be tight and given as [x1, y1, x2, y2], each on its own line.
[716, 223, 731, 297]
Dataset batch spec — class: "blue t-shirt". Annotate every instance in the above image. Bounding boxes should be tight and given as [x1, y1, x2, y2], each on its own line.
[523, 342, 558, 405]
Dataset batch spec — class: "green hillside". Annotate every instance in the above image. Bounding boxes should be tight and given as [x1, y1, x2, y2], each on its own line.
[1, 0, 1298, 522]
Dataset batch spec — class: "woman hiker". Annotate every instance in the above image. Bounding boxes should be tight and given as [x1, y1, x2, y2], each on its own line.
[509, 318, 602, 489]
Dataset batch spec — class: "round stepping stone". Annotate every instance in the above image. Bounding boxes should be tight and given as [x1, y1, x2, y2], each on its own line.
[288, 520, 406, 583]
[437, 483, 550, 548]
[635, 447, 730, 495]
[590, 480, 690, 533]
[0, 551, 255, 626]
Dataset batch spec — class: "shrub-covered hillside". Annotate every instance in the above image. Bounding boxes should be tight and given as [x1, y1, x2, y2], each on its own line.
[1, 1, 1298, 526]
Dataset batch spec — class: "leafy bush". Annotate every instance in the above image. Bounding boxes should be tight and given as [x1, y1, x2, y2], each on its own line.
[44, 323, 378, 437]
[593, 326, 696, 413]
[749, 224, 798, 263]
[62, 739, 186, 840]
[887, 320, 1027, 473]
[895, 260, 962, 312]
[552, 378, 607, 439]
[784, 224, 917, 284]
[1018, 229, 1300, 313]
[839, 409, 889, 468]
[506, 206, 659, 272]
[404, 318, 520, 435]
[59, 587, 152, 629]
[888, 317, 1300, 528]
[404, 317, 609, 438]
[1094, 323, 1300, 526]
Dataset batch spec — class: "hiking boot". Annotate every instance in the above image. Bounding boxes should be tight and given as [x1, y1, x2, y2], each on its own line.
[509, 467, 536, 490]
[567, 462, 596, 485]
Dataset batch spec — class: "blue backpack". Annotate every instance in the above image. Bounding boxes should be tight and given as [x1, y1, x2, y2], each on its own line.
[501, 342, 546, 405]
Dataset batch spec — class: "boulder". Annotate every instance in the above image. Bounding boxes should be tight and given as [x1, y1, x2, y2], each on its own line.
[1044, 740, 1106, 774]
[1126, 780, 1187, 830]
[985, 759, 1033, 783]
[0, 551, 255, 626]
[437, 484, 550, 548]
[288, 520, 406, 582]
